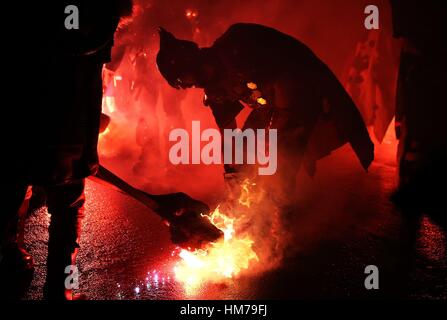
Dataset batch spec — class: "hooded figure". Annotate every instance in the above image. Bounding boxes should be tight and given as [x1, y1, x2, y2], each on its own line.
[157, 23, 374, 202]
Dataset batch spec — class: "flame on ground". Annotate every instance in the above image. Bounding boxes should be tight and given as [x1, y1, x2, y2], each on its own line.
[174, 179, 261, 293]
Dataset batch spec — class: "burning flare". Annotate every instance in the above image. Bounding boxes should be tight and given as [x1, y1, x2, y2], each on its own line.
[174, 179, 261, 291]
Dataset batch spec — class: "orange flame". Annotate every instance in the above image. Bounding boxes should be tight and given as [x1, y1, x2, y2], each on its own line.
[174, 179, 260, 293]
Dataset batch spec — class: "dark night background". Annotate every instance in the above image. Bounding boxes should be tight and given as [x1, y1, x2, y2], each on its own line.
[3, 0, 446, 300]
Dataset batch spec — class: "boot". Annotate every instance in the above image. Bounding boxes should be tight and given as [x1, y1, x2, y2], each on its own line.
[43, 242, 87, 300]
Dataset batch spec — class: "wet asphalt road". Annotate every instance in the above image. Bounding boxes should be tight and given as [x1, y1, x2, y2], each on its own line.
[21, 135, 446, 300]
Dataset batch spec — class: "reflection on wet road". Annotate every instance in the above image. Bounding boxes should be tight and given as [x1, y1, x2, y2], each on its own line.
[23, 133, 446, 300]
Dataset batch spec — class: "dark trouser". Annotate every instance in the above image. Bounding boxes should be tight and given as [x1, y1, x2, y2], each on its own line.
[45, 179, 85, 299]
[1, 179, 85, 299]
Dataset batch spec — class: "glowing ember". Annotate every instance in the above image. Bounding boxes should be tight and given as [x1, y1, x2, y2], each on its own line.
[174, 179, 260, 292]
[247, 82, 258, 90]
[238, 179, 257, 208]
[256, 97, 267, 106]
[185, 9, 198, 19]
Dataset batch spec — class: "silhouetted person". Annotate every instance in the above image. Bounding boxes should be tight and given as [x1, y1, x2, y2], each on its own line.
[1, 1, 133, 300]
[157, 23, 374, 204]
[390, 0, 447, 214]
[345, 20, 399, 143]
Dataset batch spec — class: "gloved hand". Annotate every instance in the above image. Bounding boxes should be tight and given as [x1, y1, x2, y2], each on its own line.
[149, 192, 210, 219]
[146, 192, 224, 249]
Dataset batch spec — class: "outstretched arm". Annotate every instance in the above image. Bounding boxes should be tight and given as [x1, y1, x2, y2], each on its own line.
[91, 165, 223, 248]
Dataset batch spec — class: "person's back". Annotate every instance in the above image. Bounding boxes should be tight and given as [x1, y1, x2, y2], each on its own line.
[210, 23, 323, 84]
[206, 23, 373, 170]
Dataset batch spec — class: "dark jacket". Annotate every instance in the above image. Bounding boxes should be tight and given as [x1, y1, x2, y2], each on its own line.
[203, 23, 374, 172]
[9, 1, 132, 185]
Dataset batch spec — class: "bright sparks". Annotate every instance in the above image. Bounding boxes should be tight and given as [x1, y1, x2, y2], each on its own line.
[174, 180, 260, 292]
